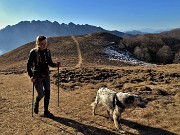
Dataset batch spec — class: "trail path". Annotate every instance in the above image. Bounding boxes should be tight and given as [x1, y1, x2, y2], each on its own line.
[71, 36, 82, 68]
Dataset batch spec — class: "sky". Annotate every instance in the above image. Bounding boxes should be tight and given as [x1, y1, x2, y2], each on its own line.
[0, 0, 180, 32]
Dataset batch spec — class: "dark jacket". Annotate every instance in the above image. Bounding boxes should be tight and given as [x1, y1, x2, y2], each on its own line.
[27, 48, 56, 78]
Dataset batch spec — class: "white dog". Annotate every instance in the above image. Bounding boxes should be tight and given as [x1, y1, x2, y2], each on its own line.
[91, 87, 148, 133]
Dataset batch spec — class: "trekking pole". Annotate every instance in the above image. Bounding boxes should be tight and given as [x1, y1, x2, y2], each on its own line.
[32, 83, 34, 117]
[57, 62, 60, 107]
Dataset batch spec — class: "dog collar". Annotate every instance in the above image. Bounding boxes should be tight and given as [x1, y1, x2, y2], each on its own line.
[113, 94, 125, 110]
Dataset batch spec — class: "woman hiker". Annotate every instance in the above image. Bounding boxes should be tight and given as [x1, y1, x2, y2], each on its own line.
[27, 35, 60, 117]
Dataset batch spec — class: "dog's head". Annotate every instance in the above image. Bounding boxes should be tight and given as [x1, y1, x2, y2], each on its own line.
[116, 92, 148, 109]
[124, 95, 148, 108]
[133, 95, 148, 108]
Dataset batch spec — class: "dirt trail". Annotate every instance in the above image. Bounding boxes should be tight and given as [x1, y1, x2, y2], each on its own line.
[71, 36, 82, 68]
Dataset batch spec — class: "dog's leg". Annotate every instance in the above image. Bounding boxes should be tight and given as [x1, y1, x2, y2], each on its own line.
[107, 110, 110, 118]
[91, 102, 97, 115]
[91, 95, 100, 115]
[113, 109, 125, 133]
[107, 110, 113, 120]
[107, 109, 113, 120]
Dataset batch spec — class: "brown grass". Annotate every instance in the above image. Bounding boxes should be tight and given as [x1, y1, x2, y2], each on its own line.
[0, 64, 180, 135]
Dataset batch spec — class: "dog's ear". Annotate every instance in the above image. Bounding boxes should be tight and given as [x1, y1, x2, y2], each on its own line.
[125, 96, 134, 104]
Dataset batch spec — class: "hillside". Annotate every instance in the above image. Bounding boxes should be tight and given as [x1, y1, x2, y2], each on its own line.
[0, 31, 180, 74]
[0, 32, 132, 73]
[0, 32, 180, 135]
[160, 28, 180, 40]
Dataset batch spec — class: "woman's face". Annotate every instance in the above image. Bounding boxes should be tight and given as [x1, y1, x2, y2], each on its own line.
[39, 40, 47, 50]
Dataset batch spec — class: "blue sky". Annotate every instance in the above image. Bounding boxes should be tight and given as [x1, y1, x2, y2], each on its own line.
[0, 0, 180, 31]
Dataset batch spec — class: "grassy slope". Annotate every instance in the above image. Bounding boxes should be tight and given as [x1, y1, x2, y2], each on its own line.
[0, 33, 180, 134]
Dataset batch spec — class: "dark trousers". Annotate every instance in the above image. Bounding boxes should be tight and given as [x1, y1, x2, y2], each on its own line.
[34, 75, 51, 111]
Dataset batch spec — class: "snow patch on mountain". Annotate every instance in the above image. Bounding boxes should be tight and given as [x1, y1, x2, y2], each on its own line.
[104, 44, 156, 66]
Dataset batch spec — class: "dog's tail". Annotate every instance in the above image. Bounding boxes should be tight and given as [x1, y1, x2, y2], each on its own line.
[91, 89, 101, 105]
[91, 89, 101, 107]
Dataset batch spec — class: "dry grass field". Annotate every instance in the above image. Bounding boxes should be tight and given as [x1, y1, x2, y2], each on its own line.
[0, 33, 180, 135]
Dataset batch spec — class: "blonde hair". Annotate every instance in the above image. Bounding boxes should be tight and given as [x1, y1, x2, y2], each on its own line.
[35, 35, 47, 48]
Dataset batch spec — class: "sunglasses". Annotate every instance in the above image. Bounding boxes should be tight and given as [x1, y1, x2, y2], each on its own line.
[40, 42, 46, 46]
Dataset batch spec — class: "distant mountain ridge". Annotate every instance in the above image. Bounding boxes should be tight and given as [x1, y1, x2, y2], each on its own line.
[160, 28, 180, 39]
[125, 30, 147, 35]
[0, 20, 128, 53]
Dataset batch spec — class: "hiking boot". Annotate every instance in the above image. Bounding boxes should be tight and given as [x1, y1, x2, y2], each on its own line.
[34, 103, 39, 114]
[44, 110, 54, 118]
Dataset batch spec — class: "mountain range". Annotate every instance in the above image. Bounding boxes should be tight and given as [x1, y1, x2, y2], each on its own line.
[0, 20, 129, 54]
[1, 20, 178, 55]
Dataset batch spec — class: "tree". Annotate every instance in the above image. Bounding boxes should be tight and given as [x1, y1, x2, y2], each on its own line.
[134, 46, 151, 62]
[156, 45, 173, 64]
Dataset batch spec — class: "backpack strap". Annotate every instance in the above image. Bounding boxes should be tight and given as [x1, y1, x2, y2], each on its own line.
[34, 48, 40, 64]
[45, 49, 50, 61]
[113, 94, 125, 110]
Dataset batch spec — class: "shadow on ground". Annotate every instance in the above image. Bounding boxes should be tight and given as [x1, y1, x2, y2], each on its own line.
[40, 116, 118, 135]
[121, 119, 177, 135]
[39, 116, 177, 135]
